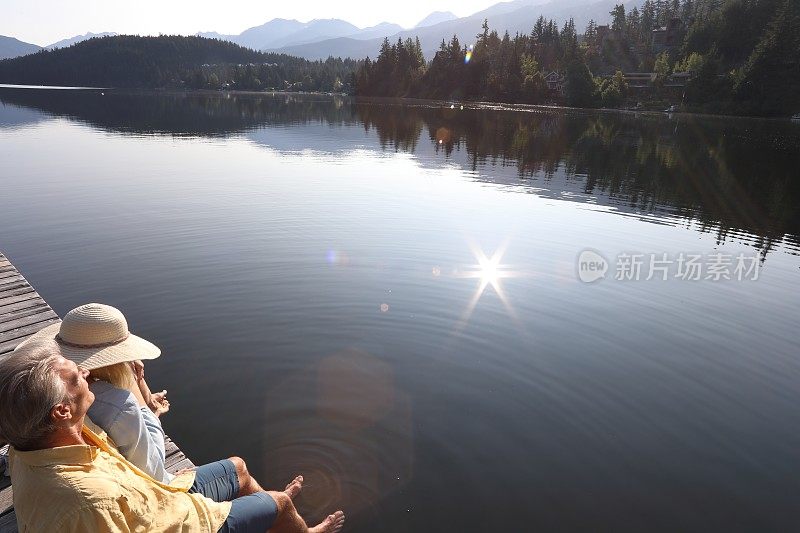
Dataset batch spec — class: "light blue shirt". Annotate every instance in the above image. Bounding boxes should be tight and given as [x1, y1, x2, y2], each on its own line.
[87, 380, 173, 483]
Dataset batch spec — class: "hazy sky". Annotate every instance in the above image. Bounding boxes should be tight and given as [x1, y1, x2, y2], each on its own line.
[3, 0, 501, 46]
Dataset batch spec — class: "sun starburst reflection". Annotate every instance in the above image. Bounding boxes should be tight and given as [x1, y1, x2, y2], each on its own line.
[454, 241, 519, 331]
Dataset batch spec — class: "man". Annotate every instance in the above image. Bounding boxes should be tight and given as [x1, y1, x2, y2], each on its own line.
[0, 340, 345, 533]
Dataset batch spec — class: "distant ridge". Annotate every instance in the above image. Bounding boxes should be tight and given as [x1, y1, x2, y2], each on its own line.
[190, 0, 623, 59]
[0, 35, 41, 60]
[197, 18, 403, 50]
[348, 22, 405, 41]
[46, 32, 118, 50]
[414, 11, 458, 28]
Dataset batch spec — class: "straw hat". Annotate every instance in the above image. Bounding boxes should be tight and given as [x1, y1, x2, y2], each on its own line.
[15, 303, 160, 370]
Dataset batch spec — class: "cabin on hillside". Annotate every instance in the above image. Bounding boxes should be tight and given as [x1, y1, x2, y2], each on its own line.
[623, 72, 657, 89]
[595, 25, 609, 41]
[665, 71, 694, 87]
[544, 71, 566, 95]
[652, 18, 684, 54]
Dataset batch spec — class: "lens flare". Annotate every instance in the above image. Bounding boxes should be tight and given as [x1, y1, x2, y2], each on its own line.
[454, 240, 519, 331]
[326, 249, 350, 266]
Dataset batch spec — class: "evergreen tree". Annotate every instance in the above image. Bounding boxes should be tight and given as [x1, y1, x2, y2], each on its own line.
[532, 16, 546, 42]
[681, 0, 694, 21]
[628, 7, 642, 42]
[655, 0, 668, 26]
[564, 60, 596, 107]
[561, 18, 578, 59]
[478, 19, 490, 43]
[611, 4, 627, 32]
[642, 0, 657, 38]
[585, 20, 598, 44]
[671, 0, 681, 19]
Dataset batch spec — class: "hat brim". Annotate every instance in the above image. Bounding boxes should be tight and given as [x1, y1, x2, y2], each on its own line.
[16, 322, 161, 370]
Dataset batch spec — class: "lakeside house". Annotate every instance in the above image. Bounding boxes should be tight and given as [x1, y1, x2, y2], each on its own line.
[623, 72, 658, 88]
[652, 18, 685, 54]
[544, 71, 566, 95]
[595, 25, 622, 46]
[619, 71, 694, 91]
[665, 71, 693, 87]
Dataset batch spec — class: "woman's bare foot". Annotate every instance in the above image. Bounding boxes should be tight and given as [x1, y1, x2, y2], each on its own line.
[309, 511, 345, 533]
[284, 475, 303, 499]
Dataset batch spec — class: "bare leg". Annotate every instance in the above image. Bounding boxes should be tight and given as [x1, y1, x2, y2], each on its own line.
[228, 456, 266, 496]
[267, 492, 345, 533]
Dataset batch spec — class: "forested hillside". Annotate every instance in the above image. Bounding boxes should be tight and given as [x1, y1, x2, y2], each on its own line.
[354, 0, 799, 116]
[0, 35, 359, 92]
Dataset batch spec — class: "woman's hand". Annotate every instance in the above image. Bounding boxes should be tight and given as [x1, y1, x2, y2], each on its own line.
[132, 360, 145, 382]
[150, 390, 170, 417]
[129, 360, 169, 416]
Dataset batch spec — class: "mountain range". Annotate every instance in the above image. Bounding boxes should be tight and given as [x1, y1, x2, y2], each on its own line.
[1, 0, 636, 62]
[0, 35, 41, 60]
[267, 0, 643, 60]
[0, 32, 119, 60]
[46, 32, 118, 50]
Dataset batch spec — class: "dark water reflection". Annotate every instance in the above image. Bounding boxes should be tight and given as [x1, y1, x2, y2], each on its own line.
[1, 89, 799, 532]
[2, 88, 798, 255]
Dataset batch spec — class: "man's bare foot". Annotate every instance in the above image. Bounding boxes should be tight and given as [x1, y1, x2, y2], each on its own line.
[284, 475, 303, 499]
[309, 510, 345, 533]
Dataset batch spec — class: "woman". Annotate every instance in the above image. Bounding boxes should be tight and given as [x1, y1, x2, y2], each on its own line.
[19, 302, 174, 483]
[88, 356, 173, 483]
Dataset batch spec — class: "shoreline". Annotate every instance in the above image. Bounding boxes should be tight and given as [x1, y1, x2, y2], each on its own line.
[1, 84, 796, 121]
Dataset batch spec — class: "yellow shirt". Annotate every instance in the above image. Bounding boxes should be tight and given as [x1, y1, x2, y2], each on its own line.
[8, 419, 231, 532]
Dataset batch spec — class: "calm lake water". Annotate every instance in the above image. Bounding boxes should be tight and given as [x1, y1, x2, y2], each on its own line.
[1, 88, 799, 532]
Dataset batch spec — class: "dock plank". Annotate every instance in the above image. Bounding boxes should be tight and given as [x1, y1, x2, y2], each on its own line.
[0, 288, 36, 302]
[0, 512, 16, 532]
[0, 318, 61, 354]
[0, 308, 55, 329]
[0, 498, 10, 525]
[0, 300, 48, 316]
[0, 279, 31, 294]
[0, 293, 39, 309]
[0, 281, 28, 293]
[167, 458, 195, 473]
[1, 444, 11, 522]
[0, 311, 59, 334]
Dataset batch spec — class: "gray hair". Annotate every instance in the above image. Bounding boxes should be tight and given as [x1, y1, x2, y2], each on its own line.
[0, 340, 68, 450]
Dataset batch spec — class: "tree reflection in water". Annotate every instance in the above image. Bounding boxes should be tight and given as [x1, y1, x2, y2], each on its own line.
[2, 89, 797, 259]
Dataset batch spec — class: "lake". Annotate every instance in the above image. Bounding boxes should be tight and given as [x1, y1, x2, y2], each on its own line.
[1, 88, 799, 532]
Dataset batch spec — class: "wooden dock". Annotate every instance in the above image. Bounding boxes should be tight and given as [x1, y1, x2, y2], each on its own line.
[0, 251, 195, 532]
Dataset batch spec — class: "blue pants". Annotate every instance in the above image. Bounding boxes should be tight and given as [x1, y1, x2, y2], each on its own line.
[189, 459, 278, 533]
